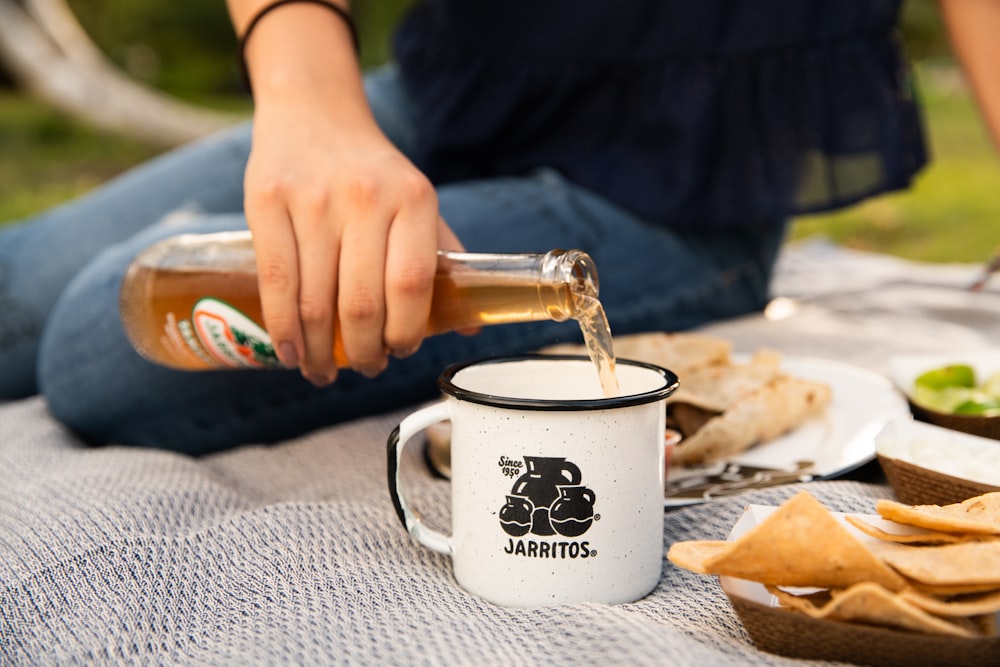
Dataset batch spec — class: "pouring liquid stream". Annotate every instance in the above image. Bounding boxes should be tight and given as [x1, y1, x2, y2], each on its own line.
[573, 290, 620, 398]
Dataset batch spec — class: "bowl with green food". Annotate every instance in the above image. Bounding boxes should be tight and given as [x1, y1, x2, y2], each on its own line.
[889, 353, 1000, 440]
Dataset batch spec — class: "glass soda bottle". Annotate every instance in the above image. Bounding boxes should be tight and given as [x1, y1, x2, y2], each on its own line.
[118, 230, 603, 371]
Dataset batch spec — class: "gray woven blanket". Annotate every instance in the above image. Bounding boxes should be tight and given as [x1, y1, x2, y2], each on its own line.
[4, 239, 1000, 666]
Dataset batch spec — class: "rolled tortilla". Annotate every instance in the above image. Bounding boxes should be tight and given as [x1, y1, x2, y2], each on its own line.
[672, 374, 832, 465]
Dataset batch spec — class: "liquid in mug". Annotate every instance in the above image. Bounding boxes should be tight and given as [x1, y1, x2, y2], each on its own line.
[119, 231, 620, 396]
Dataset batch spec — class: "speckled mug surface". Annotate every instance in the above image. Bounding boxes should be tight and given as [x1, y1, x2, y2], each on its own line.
[388, 355, 679, 607]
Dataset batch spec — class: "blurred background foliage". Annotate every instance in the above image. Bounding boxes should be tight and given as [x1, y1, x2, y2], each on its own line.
[55, 0, 417, 99]
[1, 0, 998, 263]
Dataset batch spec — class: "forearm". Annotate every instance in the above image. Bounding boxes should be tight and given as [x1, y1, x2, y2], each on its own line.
[225, 0, 371, 125]
[937, 0, 1000, 151]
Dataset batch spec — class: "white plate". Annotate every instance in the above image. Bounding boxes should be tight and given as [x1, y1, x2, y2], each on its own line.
[664, 357, 910, 507]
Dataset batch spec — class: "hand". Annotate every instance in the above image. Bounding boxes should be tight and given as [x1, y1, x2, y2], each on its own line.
[244, 99, 463, 386]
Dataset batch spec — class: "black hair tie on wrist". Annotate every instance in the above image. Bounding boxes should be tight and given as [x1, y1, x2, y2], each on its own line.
[237, 0, 360, 96]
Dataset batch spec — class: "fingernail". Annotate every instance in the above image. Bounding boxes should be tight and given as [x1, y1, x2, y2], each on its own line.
[358, 362, 388, 379]
[303, 372, 331, 387]
[278, 342, 299, 368]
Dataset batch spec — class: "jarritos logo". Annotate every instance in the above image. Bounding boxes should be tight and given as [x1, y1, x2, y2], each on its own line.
[191, 298, 283, 369]
[498, 456, 598, 559]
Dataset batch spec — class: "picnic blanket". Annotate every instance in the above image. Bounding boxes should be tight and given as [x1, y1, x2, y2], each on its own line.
[4, 238, 1000, 666]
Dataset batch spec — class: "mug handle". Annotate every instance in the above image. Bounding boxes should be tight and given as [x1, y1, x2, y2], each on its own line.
[387, 400, 453, 555]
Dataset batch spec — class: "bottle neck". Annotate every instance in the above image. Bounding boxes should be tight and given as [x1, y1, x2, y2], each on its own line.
[536, 249, 599, 321]
[430, 248, 599, 331]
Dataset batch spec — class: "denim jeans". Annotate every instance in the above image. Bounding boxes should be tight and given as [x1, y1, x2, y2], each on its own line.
[0, 66, 786, 454]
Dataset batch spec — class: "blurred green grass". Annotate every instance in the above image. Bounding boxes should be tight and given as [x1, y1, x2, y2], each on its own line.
[0, 92, 162, 220]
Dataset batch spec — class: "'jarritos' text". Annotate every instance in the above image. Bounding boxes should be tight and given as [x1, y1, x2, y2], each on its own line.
[504, 539, 594, 558]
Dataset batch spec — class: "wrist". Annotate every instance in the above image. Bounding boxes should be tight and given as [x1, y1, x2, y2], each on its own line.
[239, 0, 360, 98]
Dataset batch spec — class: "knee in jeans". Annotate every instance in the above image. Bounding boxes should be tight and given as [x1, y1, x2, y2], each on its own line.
[36, 250, 133, 438]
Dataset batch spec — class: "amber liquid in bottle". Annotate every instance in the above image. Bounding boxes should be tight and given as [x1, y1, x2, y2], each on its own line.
[120, 231, 619, 394]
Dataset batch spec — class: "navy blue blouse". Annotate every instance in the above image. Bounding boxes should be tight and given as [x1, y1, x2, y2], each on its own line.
[392, 0, 927, 228]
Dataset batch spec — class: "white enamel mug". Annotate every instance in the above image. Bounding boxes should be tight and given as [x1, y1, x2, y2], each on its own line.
[387, 355, 678, 607]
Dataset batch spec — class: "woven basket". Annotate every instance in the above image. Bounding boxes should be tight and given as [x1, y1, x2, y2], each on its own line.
[727, 593, 1000, 667]
[909, 400, 1000, 441]
[878, 454, 1000, 506]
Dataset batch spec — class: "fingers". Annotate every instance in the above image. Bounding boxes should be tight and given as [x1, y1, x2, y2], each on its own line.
[338, 170, 439, 372]
[335, 177, 390, 377]
[247, 175, 342, 386]
[292, 187, 340, 384]
[246, 146, 447, 385]
[246, 197, 304, 370]
[379, 177, 440, 360]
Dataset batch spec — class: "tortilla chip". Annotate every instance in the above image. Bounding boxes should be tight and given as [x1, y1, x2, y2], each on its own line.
[899, 588, 1000, 618]
[768, 582, 981, 638]
[765, 585, 832, 613]
[672, 375, 832, 465]
[674, 491, 1000, 641]
[876, 493, 1000, 535]
[844, 514, 980, 545]
[906, 581, 1000, 597]
[663, 541, 732, 574]
[667, 492, 906, 591]
[870, 540, 1000, 587]
[974, 613, 999, 637]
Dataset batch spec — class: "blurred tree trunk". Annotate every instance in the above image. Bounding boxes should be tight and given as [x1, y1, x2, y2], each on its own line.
[0, 0, 242, 147]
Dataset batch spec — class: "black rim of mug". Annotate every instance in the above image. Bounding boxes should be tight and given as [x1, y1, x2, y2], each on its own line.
[436, 354, 679, 411]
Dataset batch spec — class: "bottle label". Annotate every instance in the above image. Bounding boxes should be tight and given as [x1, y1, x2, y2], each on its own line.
[191, 298, 283, 369]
